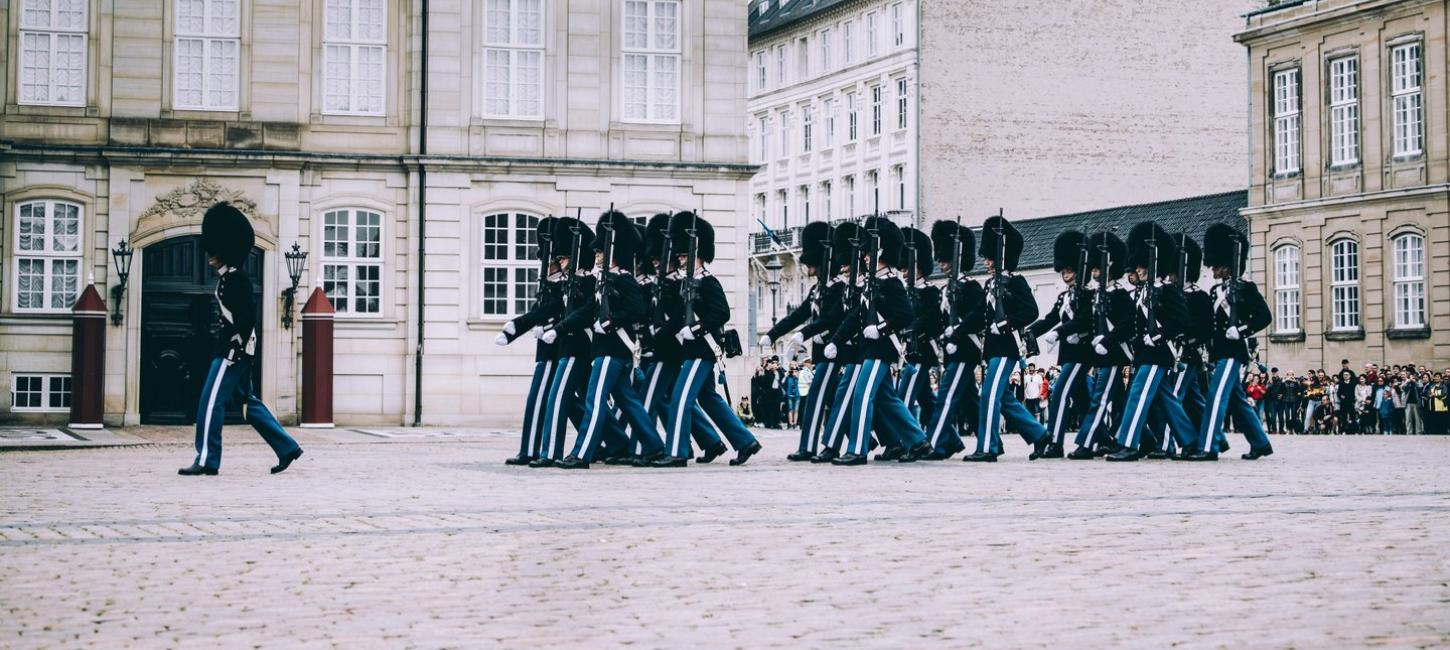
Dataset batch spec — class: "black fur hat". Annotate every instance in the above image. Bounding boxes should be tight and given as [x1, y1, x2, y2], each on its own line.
[551, 217, 596, 272]
[831, 221, 860, 270]
[1053, 230, 1087, 273]
[644, 213, 673, 262]
[930, 220, 976, 272]
[1203, 223, 1248, 271]
[1088, 232, 1127, 280]
[202, 202, 254, 267]
[800, 221, 833, 268]
[535, 216, 557, 262]
[1126, 222, 1178, 278]
[861, 216, 904, 268]
[978, 215, 1024, 272]
[668, 211, 715, 264]
[1175, 233, 1203, 283]
[900, 227, 935, 279]
[591, 211, 640, 270]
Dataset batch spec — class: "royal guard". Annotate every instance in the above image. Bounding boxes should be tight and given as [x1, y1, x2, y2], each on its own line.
[1151, 232, 1224, 458]
[922, 220, 984, 460]
[1027, 230, 1093, 460]
[530, 217, 596, 467]
[1067, 231, 1133, 460]
[496, 216, 563, 466]
[895, 226, 944, 433]
[813, 222, 868, 463]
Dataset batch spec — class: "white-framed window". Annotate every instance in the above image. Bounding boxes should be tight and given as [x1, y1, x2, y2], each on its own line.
[797, 37, 809, 80]
[756, 115, 768, 162]
[1273, 245, 1301, 333]
[1272, 68, 1300, 174]
[892, 3, 904, 47]
[1330, 239, 1359, 331]
[778, 109, 791, 159]
[843, 175, 855, 218]
[1328, 56, 1358, 165]
[895, 76, 908, 130]
[323, 0, 386, 116]
[1391, 42, 1424, 157]
[754, 50, 766, 91]
[866, 11, 878, 57]
[799, 185, 811, 223]
[821, 180, 833, 221]
[621, 0, 680, 123]
[823, 98, 836, 148]
[870, 84, 882, 136]
[775, 44, 786, 86]
[18, 0, 88, 107]
[892, 164, 905, 210]
[13, 200, 82, 313]
[480, 212, 541, 317]
[777, 189, 789, 230]
[846, 91, 858, 141]
[11, 374, 71, 412]
[321, 208, 383, 315]
[482, 0, 544, 118]
[174, 0, 241, 111]
[802, 105, 813, 153]
[842, 20, 855, 64]
[867, 169, 879, 212]
[1392, 233, 1426, 328]
[819, 28, 832, 73]
[754, 193, 766, 225]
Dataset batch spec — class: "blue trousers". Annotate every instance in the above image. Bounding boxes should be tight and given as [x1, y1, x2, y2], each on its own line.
[896, 362, 938, 431]
[978, 357, 1047, 454]
[192, 356, 300, 470]
[1198, 358, 1270, 453]
[637, 361, 725, 453]
[1046, 361, 1090, 447]
[797, 361, 841, 454]
[571, 357, 663, 462]
[663, 359, 758, 459]
[846, 359, 927, 456]
[538, 356, 591, 460]
[1115, 364, 1194, 451]
[1074, 366, 1125, 449]
[925, 361, 979, 453]
[517, 359, 556, 458]
[1152, 363, 1218, 453]
[821, 363, 863, 452]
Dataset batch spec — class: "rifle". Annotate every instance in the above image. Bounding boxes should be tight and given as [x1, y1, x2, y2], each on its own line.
[1228, 236, 1240, 332]
[598, 204, 616, 323]
[989, 210, 1006, 337]
[1093, 236, 1110, 342]
[947, 215, 963, 328]
[653, 215, 671, 329]
[681, 212, 700, 329]
[537, 215, 553, 298]
[564, 209, 584, 312]
[863, 202, 881, 333]
[1144, 229, 1158, 341]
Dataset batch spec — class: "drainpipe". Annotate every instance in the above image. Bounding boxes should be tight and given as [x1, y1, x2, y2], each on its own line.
[413, 0, 429, 427]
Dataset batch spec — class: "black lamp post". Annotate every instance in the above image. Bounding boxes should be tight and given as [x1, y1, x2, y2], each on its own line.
[281, 242, 308, 329]
[765, 256, 783, 326]
[109, 240, 133, 326]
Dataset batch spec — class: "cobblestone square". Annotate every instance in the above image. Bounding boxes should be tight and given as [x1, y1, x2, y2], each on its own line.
[2, 431, 1448, 648]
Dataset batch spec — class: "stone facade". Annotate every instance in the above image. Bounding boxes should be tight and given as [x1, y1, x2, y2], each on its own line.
[1238, 0, 1450, 371]
[0, 0, 753, 427]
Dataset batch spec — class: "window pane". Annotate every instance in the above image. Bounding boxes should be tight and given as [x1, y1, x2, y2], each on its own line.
[323, 264, 350, 312]
[50, 258, 78, 309]
[358, 0, 385, 42]
[177, 0, 205, 34]
[485, 48, 511, 115]
[18, 202, 46, 252]
[325, 0, 352, 40]
[517, 50, 542, 116]
[652, 55, 678, 120]
[355, 210, 381, 258]
[355, 264, 380, 313]
[324, 44, 352, 112]
[654, 0, 678, 51]
[324, 210, 349, 257]
[17, 259, 45, 309]
[48, 375, 72, 409]
[482, 267, 509, 315]
[518, 0, 543, 46]
[514, 213, 538, 260]
[623, 54, 647, 120]
[175, 38, 205, 107]
[514, 267, 539, 314]
[15, 376, 42, 409]
[207, 38, 239, 108]
[624, 1, 648, 50]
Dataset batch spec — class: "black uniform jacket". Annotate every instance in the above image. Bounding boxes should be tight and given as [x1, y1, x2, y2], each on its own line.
[831, 269, 915, 364]
[981, 273, 1039, 360]
[1126, 281, 1188, 368]
[214, 266, 258, 361]
[941, 276, 986, 366]
[1084, 280, 1135, 368]
[1178, 286, 1213, 367]
[504, 275, 564, 362]
[800, 279, 858, 364]
[1028, 287, 1093, 365]
[1207, 279, 1271, 363]
[766, 282, 831, 364]
[559, 269, 645, 360]
[904, 284, 944, 366]
[666, 272, 731, 362]
[550, 273, 598, 359]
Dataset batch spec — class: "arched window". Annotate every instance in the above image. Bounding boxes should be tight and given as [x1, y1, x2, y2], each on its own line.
[13, 199, 82, 312]
[480, 212, 540, 317]
[1329, 239, 1359, 331]
[1273, 244, 1300, 333]
[1392, 233, 1426, 328]
[321, 208, 384, 314]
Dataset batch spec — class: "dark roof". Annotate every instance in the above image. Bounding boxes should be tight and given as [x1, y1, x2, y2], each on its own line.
[749, 0, 856, 40]
[988, 190, 1249, 272]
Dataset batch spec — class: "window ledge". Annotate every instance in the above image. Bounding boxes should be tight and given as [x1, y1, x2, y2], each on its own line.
[1269, 331, 1306, 343]
[467, 319, 513, 331]
[1327, 163, 1360, 172]
[1390, 154, 1425, 164]
[1272, 171, 1302, 180]
[335, 318, 401, 330]
[1387, 326, 1431, 340]
[1325, 328, 1365, 341]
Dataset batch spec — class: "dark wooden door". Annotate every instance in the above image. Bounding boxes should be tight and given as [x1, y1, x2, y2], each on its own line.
[139, 236, 263, 424]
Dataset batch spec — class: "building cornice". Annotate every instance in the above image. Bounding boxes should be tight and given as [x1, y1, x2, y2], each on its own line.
[1, 143, 760, 179]
[1241, 183, 1450, 217]
[750, 0, 874, 45]
[747, 49, 917, 110]
[1234, 0, 1439, 44]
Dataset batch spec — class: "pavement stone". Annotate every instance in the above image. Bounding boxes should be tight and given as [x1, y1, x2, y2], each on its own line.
[0, 431, 1448, 648]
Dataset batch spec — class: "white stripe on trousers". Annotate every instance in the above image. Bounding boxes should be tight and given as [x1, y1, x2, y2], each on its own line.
[577, 359, 612, 456]
[1085, 367, 1118, 446]
[1049, 363, 1080, 444]
[634, 363, 663, 454]
[1202, 359, 1236, 453]
[197, 359, 232, 466]
[903, 366, 920, 410]
[673, 361, 702, 457]
[525, 360, 555, 456]
[929, 364, 964, 448]
[546, 357, 577, 459]
[1161, 367, 1187, 448]
[982, 358, 1009, 449]
[825, 365, 863, 449]
[803, 362, 834, 452]
[853, 361, 883, 455]
[1123, 366, 1159, 449]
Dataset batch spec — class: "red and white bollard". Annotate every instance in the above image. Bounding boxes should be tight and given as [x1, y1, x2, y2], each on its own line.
[300, 287, 334, 428]
[69, 284, 107, 429]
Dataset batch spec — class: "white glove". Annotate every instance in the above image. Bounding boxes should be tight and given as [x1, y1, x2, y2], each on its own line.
[1041, 330, 1060, 347]
[593, 321, 608, 335]
[532, 327, 545, 339]
[1066, 333, 1082, 345]
[990, 322, 1003, 335]
[681, 327, 697, 341]
[1142, 334, 1156, 348]
[502, 321, 517, 336]
[945, 343, 958, 355]
[824, 343, 838, 359]
[811, 334, 825, 345]
[758, 334, 772, 348]
[1092, 335, 1107, 356]
[789, 332, 805, 348]
[494, 333, 509, 346]
[864, 325, 881, 340]
[1225, 326, 1241, 341]
[943, 325, 957, 339]
[540, 329, 559, 344]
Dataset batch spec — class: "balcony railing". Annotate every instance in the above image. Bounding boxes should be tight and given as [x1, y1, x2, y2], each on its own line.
[750, 226, 802, 254]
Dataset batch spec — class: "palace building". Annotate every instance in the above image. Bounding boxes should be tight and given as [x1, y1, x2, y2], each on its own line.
[0, 0, 752, 427]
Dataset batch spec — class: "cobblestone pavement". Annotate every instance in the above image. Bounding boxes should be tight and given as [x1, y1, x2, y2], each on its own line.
[2, 431, 1448, 648]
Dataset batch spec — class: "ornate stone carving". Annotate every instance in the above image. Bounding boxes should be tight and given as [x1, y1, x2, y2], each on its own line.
[133, 178, 274, 245]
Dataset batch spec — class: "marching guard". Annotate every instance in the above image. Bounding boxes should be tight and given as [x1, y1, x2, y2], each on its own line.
[1067, 232, 1134, 460]
[1026, 230, 1092, 460]
[922, 220, 984, 460]
[530, 217, 597, 468]
[496, 217, 563, 466]
[1180, 223, 1275, 461]
[813, 222, 868, 463]
[1105, 223, 1195, 462]
[970, 215, 1050, 462]
[1149, 232, 1222, 458]
[896, 227, 944, 432]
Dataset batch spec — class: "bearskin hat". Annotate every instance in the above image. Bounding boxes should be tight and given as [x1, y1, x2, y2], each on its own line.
[644, 213, 673, 262]
[591, 210, 640, 270]
[1053, 230, 1088, 274]
[668, 211, 715, 264]
[1088, 232, 1127, 280]
[1175, 233, 1203, 283]
[831, 221, 860, 270]
[800, 221, 833, 269]
[1126, 222, 1178, 278]
[535, 216, 557, 262]
[861, 216, 905, 268]
[1202, 223, 1248, 272]
[978, 215, 1024, 272]
[550, 217, 596, 272]
[900, 227, 935, 279]
[201, 202, 254, 267]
